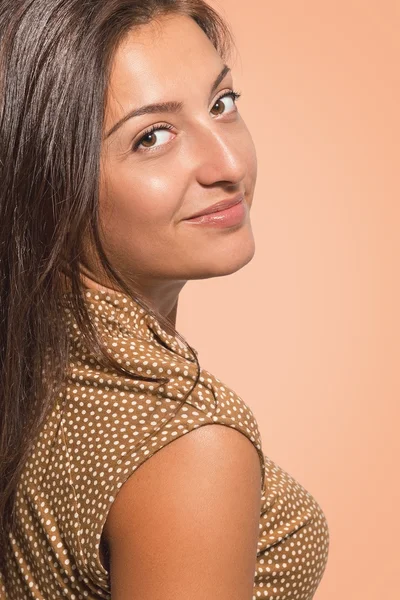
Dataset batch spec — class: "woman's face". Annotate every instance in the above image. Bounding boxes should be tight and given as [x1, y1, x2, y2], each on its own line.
[93, 13, 258, 292]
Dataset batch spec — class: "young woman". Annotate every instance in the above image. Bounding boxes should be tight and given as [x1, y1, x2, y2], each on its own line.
[0, 1, 329, 598]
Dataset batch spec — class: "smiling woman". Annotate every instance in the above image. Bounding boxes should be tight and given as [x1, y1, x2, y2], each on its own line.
[0, 1, 329, 599]
[92, 11, 258, 302]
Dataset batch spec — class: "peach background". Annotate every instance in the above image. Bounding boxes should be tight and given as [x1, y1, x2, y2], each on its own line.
[177, 1, 400, 598]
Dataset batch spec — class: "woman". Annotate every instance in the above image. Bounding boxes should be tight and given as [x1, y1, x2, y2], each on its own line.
[0, 1, 329, 598]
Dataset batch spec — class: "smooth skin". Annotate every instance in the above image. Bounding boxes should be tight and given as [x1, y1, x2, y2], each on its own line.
[102, 424, 263, 599]
[81, 12, 262, 599]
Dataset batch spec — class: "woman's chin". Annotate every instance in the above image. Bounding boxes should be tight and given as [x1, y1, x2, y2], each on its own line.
[189, 234, 256, 279]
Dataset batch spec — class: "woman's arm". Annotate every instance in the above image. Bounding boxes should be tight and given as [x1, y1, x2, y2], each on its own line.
[102, 424, 262, 599]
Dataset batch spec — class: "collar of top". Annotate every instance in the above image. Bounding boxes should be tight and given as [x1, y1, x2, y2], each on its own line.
[76, 287, 198, 363]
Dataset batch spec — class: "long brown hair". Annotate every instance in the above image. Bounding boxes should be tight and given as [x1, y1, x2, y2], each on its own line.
[0, 0, 234, 562]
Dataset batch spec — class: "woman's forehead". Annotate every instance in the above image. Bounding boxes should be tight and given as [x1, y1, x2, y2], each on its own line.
[106, 14, 223, 111]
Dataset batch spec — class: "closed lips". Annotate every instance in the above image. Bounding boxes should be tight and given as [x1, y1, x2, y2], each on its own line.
[185, 193, 244, 219]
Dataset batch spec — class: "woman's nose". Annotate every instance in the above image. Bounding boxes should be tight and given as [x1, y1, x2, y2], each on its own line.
[189, 123, 247, 187]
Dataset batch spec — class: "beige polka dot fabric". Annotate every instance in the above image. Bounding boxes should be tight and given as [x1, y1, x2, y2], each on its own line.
[0, 288, 329, 599]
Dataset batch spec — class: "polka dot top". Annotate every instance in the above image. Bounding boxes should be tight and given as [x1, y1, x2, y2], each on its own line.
[0, 288, 329, 599]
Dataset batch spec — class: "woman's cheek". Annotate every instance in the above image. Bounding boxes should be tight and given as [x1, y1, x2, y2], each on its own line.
[104, 169, 182, 227]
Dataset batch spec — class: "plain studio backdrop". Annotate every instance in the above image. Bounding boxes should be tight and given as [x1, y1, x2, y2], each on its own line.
[176, 2, 400, 599]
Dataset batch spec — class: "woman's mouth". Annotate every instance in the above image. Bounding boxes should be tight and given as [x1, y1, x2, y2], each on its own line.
[183, 198, 247, 228]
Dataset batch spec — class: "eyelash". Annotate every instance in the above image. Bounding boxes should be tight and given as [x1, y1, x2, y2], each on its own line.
[132, 88, 242, 153]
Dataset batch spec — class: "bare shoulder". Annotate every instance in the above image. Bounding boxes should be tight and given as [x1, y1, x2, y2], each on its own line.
[102, 424, 262, 600]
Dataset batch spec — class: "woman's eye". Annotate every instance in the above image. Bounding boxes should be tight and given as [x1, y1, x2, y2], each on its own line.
[210, 90, 242, 116]
[132, 89, 241, 153]
[133, 124, 174, 152]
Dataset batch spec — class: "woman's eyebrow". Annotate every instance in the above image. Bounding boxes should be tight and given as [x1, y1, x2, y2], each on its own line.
[104, 63, 231, 140]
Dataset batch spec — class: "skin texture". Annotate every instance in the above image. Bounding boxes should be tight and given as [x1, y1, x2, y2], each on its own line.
[79, 12, 258, 325]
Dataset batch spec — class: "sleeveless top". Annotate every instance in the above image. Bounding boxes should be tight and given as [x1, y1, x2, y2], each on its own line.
[0, 288, 329, 599]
